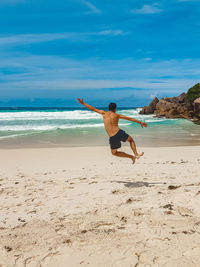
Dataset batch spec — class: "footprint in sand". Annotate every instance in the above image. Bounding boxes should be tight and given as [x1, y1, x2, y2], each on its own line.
[177, 207, 194, 217]
[4, 246, 12, 252]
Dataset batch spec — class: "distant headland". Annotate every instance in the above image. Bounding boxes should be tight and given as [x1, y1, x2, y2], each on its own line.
[140, 83, 200, 124]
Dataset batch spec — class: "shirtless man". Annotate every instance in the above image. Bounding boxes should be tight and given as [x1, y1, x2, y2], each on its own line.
[77, 99, 148, 164]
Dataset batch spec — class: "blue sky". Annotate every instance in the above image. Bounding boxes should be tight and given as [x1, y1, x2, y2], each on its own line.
[0, 0, 200, 107]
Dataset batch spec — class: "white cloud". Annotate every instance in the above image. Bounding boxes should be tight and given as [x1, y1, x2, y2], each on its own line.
[0, 30, 126, 47]
[0, 55, 199, 94]
[1, 78, 198, 94]
[98, 30, 126, 36]
[144, 57, 152, 61]
[82, 0, 101, 14]
[131, 4, 163, 14]
[0, 33, 76, 46]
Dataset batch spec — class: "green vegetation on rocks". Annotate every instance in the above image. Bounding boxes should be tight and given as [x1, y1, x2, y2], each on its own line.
[186, 83, 200, 102]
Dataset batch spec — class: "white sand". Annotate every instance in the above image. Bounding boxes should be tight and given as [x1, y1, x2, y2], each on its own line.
[0, 146, 200, 266]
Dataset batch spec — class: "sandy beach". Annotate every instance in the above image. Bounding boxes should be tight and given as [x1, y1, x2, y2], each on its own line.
[0, 145, 200, 266]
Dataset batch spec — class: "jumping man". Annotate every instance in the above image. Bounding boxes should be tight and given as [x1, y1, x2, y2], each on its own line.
[77, 99, 148, 164]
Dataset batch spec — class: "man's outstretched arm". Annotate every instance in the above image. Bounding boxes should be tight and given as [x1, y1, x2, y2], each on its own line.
[118, 114, 148, 128]
[77, 98, 105, 115]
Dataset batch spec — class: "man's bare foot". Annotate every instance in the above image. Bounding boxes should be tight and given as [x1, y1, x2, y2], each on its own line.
[131, 156, 136, 164]
[136, 152, 144, 159]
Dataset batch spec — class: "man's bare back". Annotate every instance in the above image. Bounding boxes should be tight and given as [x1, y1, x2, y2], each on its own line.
[103, 111, 120, 137]
[77, 99, 148, 164]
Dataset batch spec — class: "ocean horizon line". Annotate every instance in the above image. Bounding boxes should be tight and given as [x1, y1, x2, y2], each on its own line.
[0, 106, 139, 110]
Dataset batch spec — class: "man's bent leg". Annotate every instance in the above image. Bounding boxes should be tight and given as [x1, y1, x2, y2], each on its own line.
[111, 149, 135, 164]
[127, 136, 144, 159]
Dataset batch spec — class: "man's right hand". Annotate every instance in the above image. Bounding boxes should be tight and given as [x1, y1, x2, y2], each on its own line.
[77, 98, 84, 105]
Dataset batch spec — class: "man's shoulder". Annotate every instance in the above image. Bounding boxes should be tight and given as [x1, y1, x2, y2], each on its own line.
[103, 111, 119, 118]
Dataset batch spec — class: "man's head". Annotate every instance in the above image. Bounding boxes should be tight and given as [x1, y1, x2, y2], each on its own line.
[109, 102, 117, 112]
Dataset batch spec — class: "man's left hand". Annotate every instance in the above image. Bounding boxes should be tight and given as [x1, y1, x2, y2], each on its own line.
[141, 122, 148, 128]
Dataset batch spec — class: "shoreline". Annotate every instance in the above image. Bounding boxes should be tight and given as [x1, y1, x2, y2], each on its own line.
[1, 107, 200, 150]
[1, 141, 200, 150]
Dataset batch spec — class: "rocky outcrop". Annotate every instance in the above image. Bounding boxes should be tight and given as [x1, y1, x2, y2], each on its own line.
[139, 84, 200, 124]
[194, 97, 200, 123]
[155, 93, 194, 119]
[139, 97, 159, 114]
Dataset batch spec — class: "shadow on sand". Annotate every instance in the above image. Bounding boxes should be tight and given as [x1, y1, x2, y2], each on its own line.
[111, 180, 166, 188]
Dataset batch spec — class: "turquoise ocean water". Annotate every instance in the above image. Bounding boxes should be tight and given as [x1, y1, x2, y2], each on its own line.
[0, 108, 200, 148]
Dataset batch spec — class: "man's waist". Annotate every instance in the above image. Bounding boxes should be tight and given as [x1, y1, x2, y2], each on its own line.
[109, 128, 121, 138]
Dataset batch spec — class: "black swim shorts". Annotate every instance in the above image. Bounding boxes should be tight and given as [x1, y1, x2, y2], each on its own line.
[109, 129, 129, 150]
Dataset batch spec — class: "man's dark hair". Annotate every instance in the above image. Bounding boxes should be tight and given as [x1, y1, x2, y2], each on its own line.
[109, 102, 117, 111]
